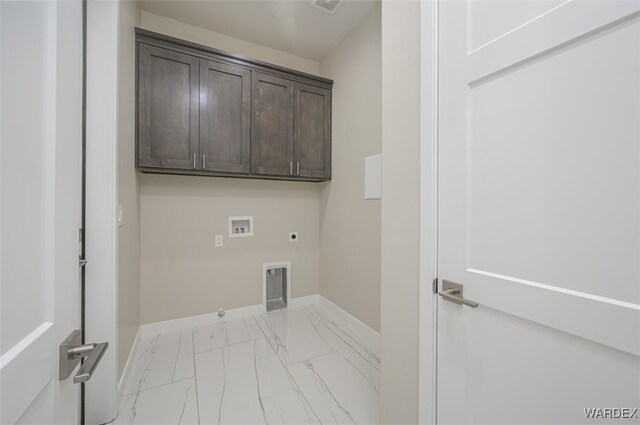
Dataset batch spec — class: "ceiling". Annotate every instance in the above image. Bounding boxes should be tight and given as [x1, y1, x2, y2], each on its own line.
[138, 0, 377, 61]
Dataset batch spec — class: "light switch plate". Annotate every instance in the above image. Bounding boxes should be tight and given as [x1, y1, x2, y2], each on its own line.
[215, 234, 223, 247]
[364, 154, 382, 200]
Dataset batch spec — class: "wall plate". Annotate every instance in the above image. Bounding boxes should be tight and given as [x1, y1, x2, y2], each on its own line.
[228, 216, 253, 238]
[289, 232, 299, 242]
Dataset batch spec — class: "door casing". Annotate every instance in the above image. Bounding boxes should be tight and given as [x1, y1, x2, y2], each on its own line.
[418, 1, 438, 425]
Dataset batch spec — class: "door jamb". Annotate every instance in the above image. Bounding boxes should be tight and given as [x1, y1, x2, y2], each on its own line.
[418, 0, 439, 424]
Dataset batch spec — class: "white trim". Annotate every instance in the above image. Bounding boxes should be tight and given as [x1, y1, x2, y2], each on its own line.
[85, 0, 120, 423]
[228, 215, 253, 238]
[140, 303, 266, 338]
[262, 261, 292, 309]
[419, 0, 439, 424]
[137, 294, 350, 339]
[317, 296, 379, 339]
[289, 294, 321, 309]
[117, 326, 142, 404]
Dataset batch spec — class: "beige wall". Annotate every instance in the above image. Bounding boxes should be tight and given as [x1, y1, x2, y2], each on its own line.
[117, 0, 140, 379]
[380, 0, 421, 423]
[319, 4, 382, 332]
[138, 8, 325, 325]
[139, 175, 320, 324]
[140, 10, 320, 76]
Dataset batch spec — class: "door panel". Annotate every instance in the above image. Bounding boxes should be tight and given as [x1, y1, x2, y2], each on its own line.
[251, 72, 294, 177]
[438, 1, 640, 423]
[1, 0, 83, 423]
[138, 44, 199, 170]
[294, 83, 331, 179]
[200, 60, 251, 173]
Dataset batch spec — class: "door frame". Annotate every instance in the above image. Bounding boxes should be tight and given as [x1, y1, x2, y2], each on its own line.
[84, 0, 120, 423]
[418, 0, 438, 424]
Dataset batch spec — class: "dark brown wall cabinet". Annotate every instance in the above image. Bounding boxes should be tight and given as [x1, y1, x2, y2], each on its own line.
[136, 29, 333, 181]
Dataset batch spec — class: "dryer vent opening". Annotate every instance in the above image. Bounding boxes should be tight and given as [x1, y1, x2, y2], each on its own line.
[266, 267, 288, 312]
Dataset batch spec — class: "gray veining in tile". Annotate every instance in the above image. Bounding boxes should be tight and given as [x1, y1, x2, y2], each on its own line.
[116, 378, 198, 425]
[326, 319, 380, 370]
[287, 348, 380, 425]
[256, 306, 347, 366]
[125, 328, 194, 395]
[195, 338, 320, 424]
[192, 316, 263, 354]
[117, 302, 380, 425]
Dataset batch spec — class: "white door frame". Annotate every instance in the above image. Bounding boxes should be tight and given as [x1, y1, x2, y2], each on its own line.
[85, 0, 120, 423]
[418, 0, 438, 424]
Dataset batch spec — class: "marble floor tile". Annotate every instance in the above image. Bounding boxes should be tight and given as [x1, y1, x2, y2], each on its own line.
[125, 328, 194, 395]
[117, 302, 380, 425]
[195, 338, 320, 425]
[287, 348, 380, 425]
[256, 307, 347, 366]
[116, 378, 198, 425]
[192, 316, 263, 354]
[326, 319, 380, 370]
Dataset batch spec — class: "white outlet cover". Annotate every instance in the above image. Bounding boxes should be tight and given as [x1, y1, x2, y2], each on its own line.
[215, 234, 223, 247]
[289, 232, 299, 242]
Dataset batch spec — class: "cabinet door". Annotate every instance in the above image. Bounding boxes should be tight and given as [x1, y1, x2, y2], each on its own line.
[138, 44, 199, 170]
[200, 60, 251, 173]
[251, 72, 294, 176]
[294, 83, 331, 179]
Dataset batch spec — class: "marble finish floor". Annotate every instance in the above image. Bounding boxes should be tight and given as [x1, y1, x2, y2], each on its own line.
[116, 300, 380, 425]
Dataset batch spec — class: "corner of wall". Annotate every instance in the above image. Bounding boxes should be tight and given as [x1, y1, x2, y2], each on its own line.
[116, 0, 142, 380]
[318, 3, 382, 333]
[380, 0, 422, 423]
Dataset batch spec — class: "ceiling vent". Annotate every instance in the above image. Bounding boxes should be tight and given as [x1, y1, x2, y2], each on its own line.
[311, 0, 344, 15]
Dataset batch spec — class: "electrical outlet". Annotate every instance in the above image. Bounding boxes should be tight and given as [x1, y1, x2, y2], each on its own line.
[215, 234, 223, 247]
[289, 232, 299, 242]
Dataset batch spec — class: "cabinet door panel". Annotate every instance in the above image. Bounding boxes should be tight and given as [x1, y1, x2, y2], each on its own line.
[138, 44, 199, 170]
[295, 83, 331, 179]
[251, 72, 294, 176]
[200, 60, 250, 173]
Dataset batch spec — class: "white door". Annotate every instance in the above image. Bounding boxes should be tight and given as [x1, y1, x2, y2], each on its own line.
[1, 0, 84, 423]
[437, 0, 640, 423]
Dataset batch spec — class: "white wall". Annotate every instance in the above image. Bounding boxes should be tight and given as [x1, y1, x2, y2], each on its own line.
[380, 0, 421, 423]
[137, 12, 324, 324]
[116, 0, 140, 380]
[319, 4, 382, 332]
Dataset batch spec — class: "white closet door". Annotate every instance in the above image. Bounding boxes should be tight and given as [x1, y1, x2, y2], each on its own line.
[437, 1, 640, 423]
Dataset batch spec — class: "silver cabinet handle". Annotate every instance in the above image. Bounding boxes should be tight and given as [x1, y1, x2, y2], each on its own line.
[193, 153, 196, 169]
[439, 280, 478, 308]
[290, 161, 293, 175]
[59, 329, 109, 383]
[202, 154, 206, 169]
[296, 162, 300, 176]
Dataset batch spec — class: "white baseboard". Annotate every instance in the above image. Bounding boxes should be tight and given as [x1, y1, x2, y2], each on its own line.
[137, 293, 376, 342]
[140, 303, 264, 338]
[289, 294, 320, 308]
[117, 326, 142, 404]
[139, 294, 321, 338]
[316, 295, 380, 338]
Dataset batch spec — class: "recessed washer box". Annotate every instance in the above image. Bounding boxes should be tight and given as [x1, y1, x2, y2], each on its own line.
[229, 216, 253, 238]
